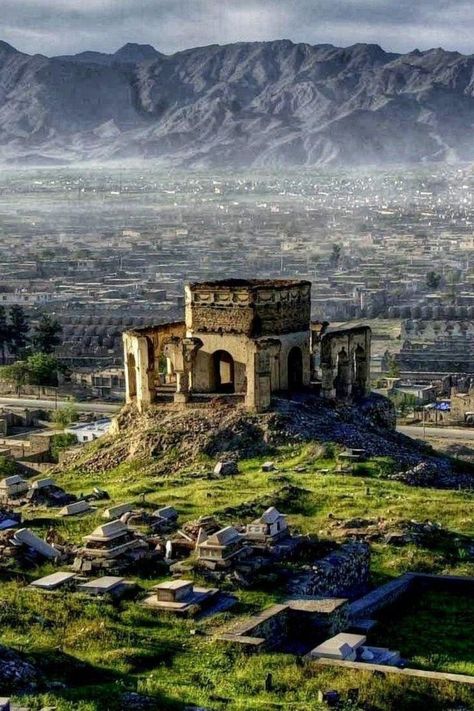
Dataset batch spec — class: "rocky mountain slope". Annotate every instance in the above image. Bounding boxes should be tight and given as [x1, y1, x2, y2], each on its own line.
[2, 39, 474, 166]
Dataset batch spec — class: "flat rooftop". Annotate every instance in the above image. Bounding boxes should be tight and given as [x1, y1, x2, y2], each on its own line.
[188, 279, 310, 289]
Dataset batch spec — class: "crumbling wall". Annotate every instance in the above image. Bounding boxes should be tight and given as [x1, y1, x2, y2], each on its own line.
[122, 322, 185, 410]
[320, 326, 371, 400]
[288, 543, 370, 597]
[185, 280, 311, 337]
[450, 387, 474, 424]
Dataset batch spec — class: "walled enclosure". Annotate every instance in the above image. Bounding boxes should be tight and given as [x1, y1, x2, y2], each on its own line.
[123, 279, 371, 412]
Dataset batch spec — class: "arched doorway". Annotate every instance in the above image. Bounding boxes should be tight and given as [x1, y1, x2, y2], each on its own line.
[127, 352, 137, 399]
[335, 347, 350, 398]
[353, 345, 367, 398]
[213, 350, 235, 393]
[287, 347, 303, 390]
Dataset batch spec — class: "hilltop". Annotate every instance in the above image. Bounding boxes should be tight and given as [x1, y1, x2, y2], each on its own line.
[2, 39, 474, 165]
[58, 394, 473, 489]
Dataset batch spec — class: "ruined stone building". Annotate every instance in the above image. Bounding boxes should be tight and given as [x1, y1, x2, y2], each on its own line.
[123, 279, 371, 413]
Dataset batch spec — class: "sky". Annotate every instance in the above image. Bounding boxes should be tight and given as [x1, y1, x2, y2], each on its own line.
[2, 0, 474, 57]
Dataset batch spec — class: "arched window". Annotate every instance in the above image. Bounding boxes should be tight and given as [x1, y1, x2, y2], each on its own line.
[288, 347, 303, 390]
[213, 350, 235, 393]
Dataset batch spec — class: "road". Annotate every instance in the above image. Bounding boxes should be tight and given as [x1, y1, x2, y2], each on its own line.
[398, 424, 474, 442]
[0, 396, 121, 415]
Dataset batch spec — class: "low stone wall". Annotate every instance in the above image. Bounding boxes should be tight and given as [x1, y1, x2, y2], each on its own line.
[217, 604, 290, 651]
[288, 543, 370, 598]
[348, 573, 474, 623]
[314, 657, 474, 686]
[347, 573, 415, 621]
[216, 598, 349, 652]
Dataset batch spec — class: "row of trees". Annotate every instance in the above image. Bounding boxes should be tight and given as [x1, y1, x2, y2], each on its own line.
[1, 352, 63, 392]
[0, 306, 62, 363]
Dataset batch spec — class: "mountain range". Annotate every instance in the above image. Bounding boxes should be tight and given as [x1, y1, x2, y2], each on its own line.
[1, 38, 474, 167]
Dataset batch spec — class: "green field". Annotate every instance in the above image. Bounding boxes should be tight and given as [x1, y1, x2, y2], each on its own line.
[2, 442, 474, 710]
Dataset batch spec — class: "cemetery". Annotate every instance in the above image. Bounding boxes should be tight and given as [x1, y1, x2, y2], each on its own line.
[1, 421, 474, 709]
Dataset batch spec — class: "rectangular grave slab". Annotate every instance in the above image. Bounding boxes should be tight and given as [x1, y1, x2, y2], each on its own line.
[102, 503, 134, 520]
[60, 500, 92, 516]
[31, 571, 77, 590]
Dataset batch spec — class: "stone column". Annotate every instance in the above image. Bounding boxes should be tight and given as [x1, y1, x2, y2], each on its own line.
[337, 347, 352, 398]
[321, 338, 336, 399]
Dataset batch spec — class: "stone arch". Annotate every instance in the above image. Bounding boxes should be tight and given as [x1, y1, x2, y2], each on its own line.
[127, 352, 137, 399]
[335, 347, 350, 398]
[353, 344, 368, 398]
[213, 350, 235, 393]
[288, 346, 303, 390]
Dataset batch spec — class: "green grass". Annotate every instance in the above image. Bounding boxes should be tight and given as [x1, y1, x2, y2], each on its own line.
[369, 590, 474, 676]
[2, 441, 474, 710]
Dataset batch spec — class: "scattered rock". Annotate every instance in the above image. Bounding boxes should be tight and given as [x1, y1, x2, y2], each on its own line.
[120, 692, 157, 709]
[214, 460, 239, 477]
[0, 645, 42, 692]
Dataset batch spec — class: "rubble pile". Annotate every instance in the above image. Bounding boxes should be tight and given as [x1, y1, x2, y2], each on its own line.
[388, 461, 474, 489]
[328, 516, 473, 552]
[0, 645, 42, 692]
[55, 396, 416, 469]
[0, 529, 21, 563]
[27, 479, 76, 508]
[181, 515, 221, 541]
[288, 542, 370, 598]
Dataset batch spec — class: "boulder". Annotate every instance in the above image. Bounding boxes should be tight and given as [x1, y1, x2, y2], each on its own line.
[214, 460, 238, 477]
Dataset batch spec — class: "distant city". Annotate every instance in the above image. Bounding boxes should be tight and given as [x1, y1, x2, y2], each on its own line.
[1, 166, 473, 383]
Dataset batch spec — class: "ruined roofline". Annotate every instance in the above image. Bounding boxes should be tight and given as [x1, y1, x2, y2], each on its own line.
[188, 278, 311, 290]
[123, 320, 185, 337]
[324, 325, 371, 337]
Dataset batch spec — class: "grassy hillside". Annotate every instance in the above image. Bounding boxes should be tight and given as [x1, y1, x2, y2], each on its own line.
[2, 412, 474, 710]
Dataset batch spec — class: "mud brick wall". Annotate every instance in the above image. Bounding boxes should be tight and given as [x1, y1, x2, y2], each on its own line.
[188, 281, 311, 336]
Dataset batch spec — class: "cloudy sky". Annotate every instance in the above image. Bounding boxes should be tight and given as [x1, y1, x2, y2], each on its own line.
[2, 0, 474, 57]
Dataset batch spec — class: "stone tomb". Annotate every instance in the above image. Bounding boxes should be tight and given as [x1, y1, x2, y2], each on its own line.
[123, 279, 370, 413]
[74, 520, 148, 572]
[246, 507, 288, 543]
[0, 475, 29, 501]
[197, 525, 247, 567]
[27, 478, 75, 507]
[77, 575, 133, 597]
[308, 632, 367, 661]
[143, 579, 220, 616]
[14, 528, 61, 561]
[102, 502, 134, 520]
[59, 500, 92, 517]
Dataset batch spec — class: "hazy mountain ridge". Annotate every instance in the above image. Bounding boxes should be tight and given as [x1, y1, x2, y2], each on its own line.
[1, 39, 474, 166]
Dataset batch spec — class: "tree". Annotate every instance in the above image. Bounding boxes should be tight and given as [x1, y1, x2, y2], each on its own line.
[50, 432, 78, 462]
[0, 361, 29, 394]
[385, 353, 400, 378]
[52, 403, 78, 428]
[26, 352, 60, 386]
[0, 456, 17, 477]
[0, 306, 8, 364]
[8, 305, 29, 357]
[32, 314, 62, 354]
[330, 243, 342, 268]
[426, 271, 442, 290]
[0, 353, 60, 392]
